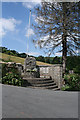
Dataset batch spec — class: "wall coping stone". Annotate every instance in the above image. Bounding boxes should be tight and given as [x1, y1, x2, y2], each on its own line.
[38, 64, 62, 67]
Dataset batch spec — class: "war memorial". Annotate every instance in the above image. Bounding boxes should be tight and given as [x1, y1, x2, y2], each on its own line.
[20, 10, 63, 90]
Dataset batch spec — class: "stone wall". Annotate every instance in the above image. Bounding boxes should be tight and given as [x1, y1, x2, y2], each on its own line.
[16, 63, 24, 73]
[49, 64, 62, 89]
[39, 65, 51, 78]
[1, 62, 24, 75]
[39, 64, 63, 89]
[1, 62, 63, 89]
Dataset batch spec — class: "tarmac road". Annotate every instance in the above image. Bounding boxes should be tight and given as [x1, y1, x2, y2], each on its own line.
[1, 84, 78, 118]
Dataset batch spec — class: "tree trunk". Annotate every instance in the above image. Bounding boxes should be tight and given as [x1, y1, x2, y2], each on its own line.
[62, 3, 67, 78]
[62, 34, 67, 77]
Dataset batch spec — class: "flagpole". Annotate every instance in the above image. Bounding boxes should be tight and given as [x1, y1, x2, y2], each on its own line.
[27, 9, 31, 57]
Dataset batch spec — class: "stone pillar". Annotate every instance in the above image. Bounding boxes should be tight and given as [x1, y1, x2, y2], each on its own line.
[49, 64, 63, 89]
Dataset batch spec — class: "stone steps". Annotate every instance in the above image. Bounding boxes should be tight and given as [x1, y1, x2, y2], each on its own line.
[34, 84, 58, 89]
[30, 86, 60, 91]
[23, 77, 51, 81]
[33, 82, 56, 87]
[23, 78, 60, 90]
[28, 79, 55, 84]
[52, 87, 60, 91]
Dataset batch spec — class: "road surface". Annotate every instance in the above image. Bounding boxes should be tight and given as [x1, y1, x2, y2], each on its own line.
[1, 84, 78, 118]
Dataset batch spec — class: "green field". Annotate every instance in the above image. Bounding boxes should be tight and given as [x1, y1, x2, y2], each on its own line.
[0, 53, 51, 66]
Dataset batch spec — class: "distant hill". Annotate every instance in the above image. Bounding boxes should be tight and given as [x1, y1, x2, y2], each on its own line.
[0, 53, 51, 66]
[0, 46, 62, 64]
[0, 47, 27, 58]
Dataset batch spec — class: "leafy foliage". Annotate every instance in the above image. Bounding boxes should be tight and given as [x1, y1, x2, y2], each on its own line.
[1, 63, 23, 86]
[66, 56, 80, 74]
[73, 66, 80, 75]
[36, 55, 45, 62]
[64, 74, 80, 91]
[2, 72, 23, 86]
[61, 84, 70, 91]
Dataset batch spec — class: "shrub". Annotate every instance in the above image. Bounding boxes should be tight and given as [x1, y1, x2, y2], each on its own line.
[61, 84, 70, 91]
[73, 66, 80, 75]
[2, 72, 23, 86]
[2, 63, 23, 86]
[2, 63, 8, 77]
[64, 74, 80, 91]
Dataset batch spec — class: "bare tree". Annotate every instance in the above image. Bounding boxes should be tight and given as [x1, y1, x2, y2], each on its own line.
[33, 1, 80, 76]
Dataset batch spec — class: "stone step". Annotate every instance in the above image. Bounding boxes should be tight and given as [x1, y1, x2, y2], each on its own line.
[33, 85, 58, 89]
[52, 87, 60, 91]
[44, 85, 58, 89]
[23, 77, 51, 82]
[30, 85, 58, 90]
[33, 82, 56, 87]
[29, 79, 54, 84]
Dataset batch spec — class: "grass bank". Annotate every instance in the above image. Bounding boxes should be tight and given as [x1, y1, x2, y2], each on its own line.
[0, 53, 51, 66]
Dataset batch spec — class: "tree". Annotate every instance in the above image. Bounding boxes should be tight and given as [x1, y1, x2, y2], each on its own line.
[2, 47, 8, 53]
[11, 50, 19, 56]
[33, 1, 80, 76]
[18, 53, 27, 58]
[45, 57, 50, 63]
[52, 56, 60, 64]
[36, 55, 45, 62]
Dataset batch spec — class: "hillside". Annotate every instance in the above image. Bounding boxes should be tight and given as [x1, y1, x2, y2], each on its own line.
[0, 53, 51, 66]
